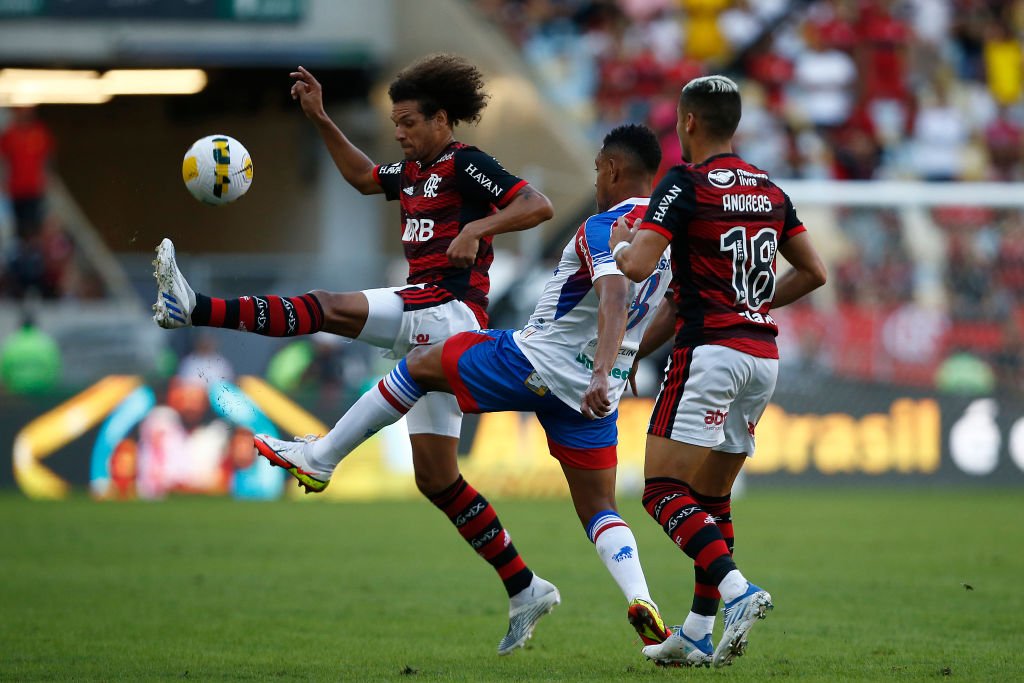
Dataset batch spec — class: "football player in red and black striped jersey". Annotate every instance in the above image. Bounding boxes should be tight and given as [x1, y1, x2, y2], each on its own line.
[610, 75, 828, 668]
[153, 54, 559, 654]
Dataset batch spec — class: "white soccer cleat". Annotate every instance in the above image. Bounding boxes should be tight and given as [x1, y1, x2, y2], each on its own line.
[641, 630, 712, 668]
[253, 433, 332, 493]
[497, 575, 560, 656]
[152, 238, 196, 329]
[713, 583, 773, 668]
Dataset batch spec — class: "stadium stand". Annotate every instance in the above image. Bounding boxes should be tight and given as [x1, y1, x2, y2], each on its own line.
[474, 0, 1024, 396]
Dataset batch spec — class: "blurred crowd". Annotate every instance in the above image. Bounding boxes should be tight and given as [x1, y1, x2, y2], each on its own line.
[478, 0, 1024, 394]
[0, 107, 104, 300]
[476, 0, 1024, 182]
[4, 1, 1024, 396]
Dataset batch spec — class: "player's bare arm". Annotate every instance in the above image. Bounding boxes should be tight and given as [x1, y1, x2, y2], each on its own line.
[611, 220, 669, 283]
[581, 274, 630, 420]
[446, 186, 554, 268]
[773, 232, 828, 308]
[290, 66, 381, 195]
[627, 295, 676, 396]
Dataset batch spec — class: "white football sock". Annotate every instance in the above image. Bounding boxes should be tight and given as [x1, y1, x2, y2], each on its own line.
[510, 574, 557, 608]
[310, 360, 424, 468]
[718, 569, 749, 604]
[310, 384, 405, 468]
[588, 511, 651, 603]
[682, 612, 715, 640]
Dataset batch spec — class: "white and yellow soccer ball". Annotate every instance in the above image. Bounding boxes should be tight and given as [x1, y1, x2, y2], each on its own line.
[181, 134, 253, 205]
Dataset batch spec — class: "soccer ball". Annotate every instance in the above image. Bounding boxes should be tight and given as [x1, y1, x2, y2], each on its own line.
[181, 134, 253, 205]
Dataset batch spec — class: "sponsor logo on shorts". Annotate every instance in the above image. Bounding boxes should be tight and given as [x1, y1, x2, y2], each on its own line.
[704, 409, 728, 429]
[747, 421, 756, 437]
[415, 333, 430, 344]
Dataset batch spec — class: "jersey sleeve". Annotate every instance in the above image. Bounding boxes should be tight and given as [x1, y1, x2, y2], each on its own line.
[779, 192, 807, 243]
[372, 161, 404, 201]
[576, 213, 622, 282]
[639, 167, 694, 240]
[455, 148, 528, 208]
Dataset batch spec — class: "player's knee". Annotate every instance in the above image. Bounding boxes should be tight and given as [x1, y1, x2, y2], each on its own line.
[308, 289, 340, 323]
[414, 466, 460, 497]
[310, 290, 366, 337]
[310, 289, 347, 318]
[406, 345, 447, 389]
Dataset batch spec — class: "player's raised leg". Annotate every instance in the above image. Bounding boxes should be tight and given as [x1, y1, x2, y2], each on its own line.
[152, 238, 364, 338]
[254, 353, 426, 491]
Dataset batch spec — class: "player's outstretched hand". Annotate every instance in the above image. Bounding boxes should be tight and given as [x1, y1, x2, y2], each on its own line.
[581, 374, 612, 420]
[290, 66, 326, 121]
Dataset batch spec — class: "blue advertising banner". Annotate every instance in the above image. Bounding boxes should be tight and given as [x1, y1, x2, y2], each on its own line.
[3, 376, 1023, 500]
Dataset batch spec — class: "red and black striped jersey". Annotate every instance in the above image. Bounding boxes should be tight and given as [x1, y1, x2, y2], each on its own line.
[373, 141, 527, 327]
[639, 153, 806, 359]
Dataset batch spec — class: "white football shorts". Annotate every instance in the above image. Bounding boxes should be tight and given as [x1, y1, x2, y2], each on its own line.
[360, 286, 482, 437]
[649, 343, 778, 456]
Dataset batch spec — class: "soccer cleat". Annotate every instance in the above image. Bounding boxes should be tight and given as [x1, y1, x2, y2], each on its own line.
[641, 630, 713, 668]
[627, 598, 671, 646]
[713, 583, 773, 668]
[152, 238, 196, 329]
[253, 433, 332, 493]
[497, 576, 560, 656]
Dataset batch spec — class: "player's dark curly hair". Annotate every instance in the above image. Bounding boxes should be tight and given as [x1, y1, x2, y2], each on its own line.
[680, 75, 741, 140]
[602, 124, 662, 174]
[388, 53, 489, 126]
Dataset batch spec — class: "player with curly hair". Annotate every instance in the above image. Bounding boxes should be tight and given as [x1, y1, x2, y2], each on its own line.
[255, 123, 677, 656]
[152, 53, 558, 654]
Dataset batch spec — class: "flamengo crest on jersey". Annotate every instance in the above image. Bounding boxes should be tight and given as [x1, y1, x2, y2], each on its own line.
[513, 197, 671, 414]
[639, 154, 806, 360]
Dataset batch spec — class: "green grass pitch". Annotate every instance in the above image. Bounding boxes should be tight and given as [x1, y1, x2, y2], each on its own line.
[2, 488, 1021, 681]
